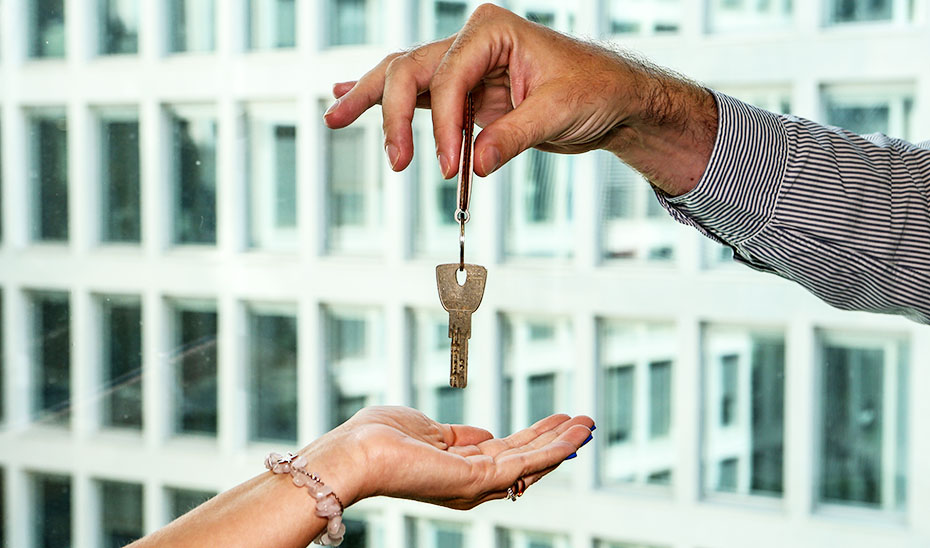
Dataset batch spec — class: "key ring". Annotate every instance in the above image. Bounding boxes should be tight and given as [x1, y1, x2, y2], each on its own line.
[456, 93, 476, 272]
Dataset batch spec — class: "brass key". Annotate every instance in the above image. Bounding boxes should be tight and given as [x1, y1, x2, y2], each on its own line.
[436, 263, 487, 388]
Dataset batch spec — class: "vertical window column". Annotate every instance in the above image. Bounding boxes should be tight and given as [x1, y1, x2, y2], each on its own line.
[100, 296, 143, 430]
[167, 106, 217, 245]
[247, 306, 297, 443]
[28, 110, 68, 243]
[169, 301, 217, 436]
[29, 292, 71, 426]
[98, 109, 141, 243]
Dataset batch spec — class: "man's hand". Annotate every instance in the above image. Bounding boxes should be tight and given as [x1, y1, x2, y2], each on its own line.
[323, 3, 717, 197]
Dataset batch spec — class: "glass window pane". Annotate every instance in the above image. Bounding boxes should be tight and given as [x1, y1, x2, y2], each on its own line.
[29, 111, 69, 242]
[324, 306, 384, 429]
[828, 0, 893, 23]
[410, 310, 466, 424]
[30, 292, 71, 425]
[607, 0, 682, 36]
[505, 150, 573, 259]
[434, 1, 466, 38]
[325, 118, 382, 255]
[818, 333, 907, 510]
[822, 84, 915, 140]
[412, 122, 457, 257]
[30, 0, 65, 58]
[707, 0, 792, 33]
[599, 320, 676, 487]
[169, 106, 217, 245]
[168, 0, 215, 53]
[598, 151, 681, 262]
[495, 528, 570, 548]
[0, 292, 4, 424]
[171, 303, 217, 435]
[98, 480, 144, 548]
[248, 307, 297, 442]
[247, 105, 297, 249]
[247, 0, 296, 49]
[100, 0, 139, 54]
[99, 112, 141, 243]
[101, 296, 143, 429]
[165, 487, 216, 520]
[501, 315, 572, 435]
[702, 326, 785, 497]
[328, 0, 373, 46]
[31, 473, 72, 548]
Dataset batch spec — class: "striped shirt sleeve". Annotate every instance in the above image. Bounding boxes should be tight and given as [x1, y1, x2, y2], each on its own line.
[656, 91, 930, 324]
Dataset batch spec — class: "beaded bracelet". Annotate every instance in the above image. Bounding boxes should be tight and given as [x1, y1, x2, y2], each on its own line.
[265, 452, 346, 546]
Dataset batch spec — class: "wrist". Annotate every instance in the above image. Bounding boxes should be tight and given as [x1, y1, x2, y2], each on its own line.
[297, 428, 369, 508]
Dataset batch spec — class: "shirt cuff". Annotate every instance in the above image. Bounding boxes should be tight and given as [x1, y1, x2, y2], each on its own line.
[655, 91, 788, 247]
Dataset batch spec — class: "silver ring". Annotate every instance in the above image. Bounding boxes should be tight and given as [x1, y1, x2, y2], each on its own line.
[507, 487, 517, 501]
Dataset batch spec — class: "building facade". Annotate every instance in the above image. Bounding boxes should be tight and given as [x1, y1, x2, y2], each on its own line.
[1, 0, 928, 547]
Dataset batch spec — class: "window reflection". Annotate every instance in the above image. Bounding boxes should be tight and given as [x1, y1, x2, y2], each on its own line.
[31, 473, 72, 548]
[410, 310, 465, 424]
[98, 480, 144, 548]
[246, 104, 298, 250]
[166, 487, 216, 520]
[170, 301, 218, 436]
[30, 0, 65, 58]
[823, 84, 914, 140]
[100, 296, 143, 429]
[500, 315, 572, 435]
[599, 151, 678, 262]
[99, 110, 141, 243]
[818, 332, 908, 510]
[168, 106, 217, 245]
[247, 0, 296, 49]
[607, 0, 682, 36]
[324, 306, 384, 429]
[30, 291, 71, 425]
[828, 0, 894, 24]
[702, 326, 785, 497]
[505, 150, 573, 259]
[598, 320, 676, 487]
[326, 117, 382, 255]
[247, 306, 297, 442]
[168, 0, 216, 53]
[29, 110, 69, 242]
[706, 0, 792, 33]
[434, 1, 466, 38]
[100, 0, 139, 55]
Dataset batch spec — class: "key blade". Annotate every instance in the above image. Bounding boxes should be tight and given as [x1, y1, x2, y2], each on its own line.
[450, 329, 468, 388]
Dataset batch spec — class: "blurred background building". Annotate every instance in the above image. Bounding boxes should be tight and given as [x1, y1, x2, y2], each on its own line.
[0, 0, 928, 547]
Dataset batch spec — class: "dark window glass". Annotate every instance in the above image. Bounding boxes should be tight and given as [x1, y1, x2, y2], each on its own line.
[247, 0, 296, 49]
[831, 0, 892, 22]
[101, 117, 141, 242]
[173, 307, 218, 435]
[649, 360, 672, 438]
[647, 469, 672, 485]
[342, 517, 369, 548]
[436, 529, 464, 548]
[31, 0, 65, 58]
[330, 0, 367, 46]
[274, 125, 298, 227]
[718, 458, 739, 492]
[170, 111, 216, 244]
[248, 311, 297, 442]
[32, 292, 71, 424]
[101, 0, 139, 54]
[720, 354, 738, 426]
[826, 103, 889, 135]
[524, 150, 555, 223]
[821, 345, 885, 506]
[0, 292, 4, 424]
[526, 11, 555, 27]
[435, 1, 466, 38]
[331, 317, 366, 361]
[166, 487, 216, 520]
[168, 0, 215, 53]
[605, 365, 633, 444]
[527, 373, 555, 424]
[435, 386, 464, 424]
[99, 480, 144, 548]
[30, 114, 69, 242]
[750, 339, 785, 494]
[101, 298, 143, 429]
[328, 128, 365, 228]
[32, 474, 72, 548]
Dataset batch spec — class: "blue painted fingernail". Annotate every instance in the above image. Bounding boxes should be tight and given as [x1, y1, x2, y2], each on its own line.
[565, 452, 577, 460]
[590, 424, 596, 432]
[581, 434, 593, 447]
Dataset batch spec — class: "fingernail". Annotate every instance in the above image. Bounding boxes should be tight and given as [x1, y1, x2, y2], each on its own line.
[590, 424, 597, 432]
[385, 142, 399, 170]
[438, 152, 451, 179]
[481, 145, 501, 175]
[324, 98, 341, 117]
[581, 434, 593, 447]
[565, 452, 577, 460]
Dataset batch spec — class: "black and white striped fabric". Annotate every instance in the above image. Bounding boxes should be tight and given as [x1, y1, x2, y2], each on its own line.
[657, 92, 930, 324]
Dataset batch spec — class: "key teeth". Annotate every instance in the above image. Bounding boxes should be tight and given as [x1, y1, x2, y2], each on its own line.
[450, 376, 467, 389]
